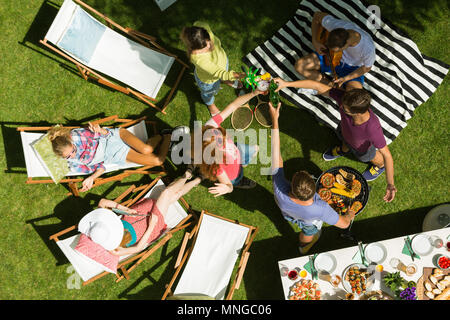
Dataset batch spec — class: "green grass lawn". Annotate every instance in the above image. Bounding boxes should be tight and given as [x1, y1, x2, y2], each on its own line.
[0, 0, 448, 300]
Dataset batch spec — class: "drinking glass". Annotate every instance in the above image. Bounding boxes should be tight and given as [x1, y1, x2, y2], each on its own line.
[390, 258, 407, 273]
[405, 263, 417, 276]
[430, 235, 443, 249]
[288, 269, 298, 280]
[280, 265, 289, 277]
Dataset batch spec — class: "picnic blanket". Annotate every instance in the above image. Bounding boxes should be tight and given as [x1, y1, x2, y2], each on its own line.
[242, 0, 449, 144]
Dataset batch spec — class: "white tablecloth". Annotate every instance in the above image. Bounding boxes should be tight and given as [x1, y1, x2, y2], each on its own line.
[278, 227, 450, 300]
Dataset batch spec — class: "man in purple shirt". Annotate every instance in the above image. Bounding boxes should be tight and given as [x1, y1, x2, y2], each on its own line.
[274, 78, 397, 203]
[268, 101, 356, 255]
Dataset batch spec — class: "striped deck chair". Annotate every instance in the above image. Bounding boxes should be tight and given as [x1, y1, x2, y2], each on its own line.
[243, 0, 449, 145]
[40, 0, 188, 114]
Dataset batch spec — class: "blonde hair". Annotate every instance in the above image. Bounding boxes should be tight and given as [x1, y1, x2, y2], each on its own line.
[47, 126, 73, 157]
[119, 230, 132, 248]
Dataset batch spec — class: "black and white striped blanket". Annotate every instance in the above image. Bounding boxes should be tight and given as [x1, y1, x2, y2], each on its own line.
[243, 0, 449, 144]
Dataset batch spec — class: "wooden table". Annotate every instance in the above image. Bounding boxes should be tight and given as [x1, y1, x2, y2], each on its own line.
[278, 227, 450, 300]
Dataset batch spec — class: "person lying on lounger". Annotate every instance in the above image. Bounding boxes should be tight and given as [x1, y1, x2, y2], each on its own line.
[295, 11, 376, 91]
[47, 123, 170, 192]
[273, 78, 397, 203]
[78, 171, 201, 256]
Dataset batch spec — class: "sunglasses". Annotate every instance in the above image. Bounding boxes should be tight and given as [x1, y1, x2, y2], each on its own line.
[64, 145, 77, 159]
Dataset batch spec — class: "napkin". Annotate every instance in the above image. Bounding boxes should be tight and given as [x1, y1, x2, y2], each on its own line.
[402, 238, 420, 260]
[352, 248, 364, 264]
[303, 255, 318, 279]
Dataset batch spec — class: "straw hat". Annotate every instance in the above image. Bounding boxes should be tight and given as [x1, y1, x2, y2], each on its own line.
[78, 208, 124, 250]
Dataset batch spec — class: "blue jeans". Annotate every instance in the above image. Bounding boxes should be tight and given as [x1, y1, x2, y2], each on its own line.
[313, 52, 365, 87]
[230, 143, 258, 186]
[282, 215, 320, 236]
[194, 60, 229, 106]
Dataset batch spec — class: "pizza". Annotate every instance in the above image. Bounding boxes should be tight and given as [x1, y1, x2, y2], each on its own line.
[318, 188, 332, 202]
[320, 173, 335, 188]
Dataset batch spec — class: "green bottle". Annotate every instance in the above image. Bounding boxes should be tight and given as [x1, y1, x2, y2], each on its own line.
[269, 79, 279, 106]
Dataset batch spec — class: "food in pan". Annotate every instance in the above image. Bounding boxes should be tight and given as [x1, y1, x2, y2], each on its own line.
[351, 179, 361, 196]
[330, 187, 355, 198]
[289, 279, 321, 300]
[339, 169, 355, 181]
[320, 173, 335, 188]
[350, 201, 363, 213]
[318, 188, 332, 202]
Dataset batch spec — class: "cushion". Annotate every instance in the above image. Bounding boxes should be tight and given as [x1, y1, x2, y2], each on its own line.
[31, 131, 69, 183]
[74, 234, 119, 274]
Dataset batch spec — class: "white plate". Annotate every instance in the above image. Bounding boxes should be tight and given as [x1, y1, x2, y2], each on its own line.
[411, 234, 433, 256]
[364, 242, 387, 264]
[314, 253, 337, 273]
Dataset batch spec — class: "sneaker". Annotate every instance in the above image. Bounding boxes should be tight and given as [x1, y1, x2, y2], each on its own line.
[322, 146, 350, 161]
[234, 176, 256, 189]
[362, 165, 385, 181]
[231, 80, 243, 89]
[298, 230, 322, 255]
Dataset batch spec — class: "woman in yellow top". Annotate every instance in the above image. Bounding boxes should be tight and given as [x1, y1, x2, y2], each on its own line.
[181, 21, 244, 116]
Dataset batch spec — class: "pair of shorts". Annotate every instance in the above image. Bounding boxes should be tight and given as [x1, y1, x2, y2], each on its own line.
[335, 124, 376, 163]
[194, 60, 229, 106]
[103, 128, 130, 166]
[282, 215, 320, 236]
[313, 52, 365, 87]
[230, 143, 258, 186]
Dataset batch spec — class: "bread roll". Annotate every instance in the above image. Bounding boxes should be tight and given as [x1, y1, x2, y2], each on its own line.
[430, 275, 438, 285]
[435, 287, 450, 300]
[425, 281, 433, 291]
[425, 291, 435, 299]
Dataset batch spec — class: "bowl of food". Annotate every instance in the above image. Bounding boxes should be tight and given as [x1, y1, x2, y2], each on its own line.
[341, 263, 373, 296]
[436, 255, 450, 271]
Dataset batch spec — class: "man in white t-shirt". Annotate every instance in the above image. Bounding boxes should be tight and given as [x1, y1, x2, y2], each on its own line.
[295, 11, 376, 91]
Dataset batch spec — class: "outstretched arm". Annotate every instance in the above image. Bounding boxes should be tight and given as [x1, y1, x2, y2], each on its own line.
[268, 101, 283, 170]
[217, 90, 264, 121]
[273, 77, 332, 95]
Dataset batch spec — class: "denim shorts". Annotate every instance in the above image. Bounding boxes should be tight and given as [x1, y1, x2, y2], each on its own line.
[194, 60, 229, 106]
[103, 128, 130, 166]
[282, 215, 320, 236]
[313, 52, 364, 87]
[230, 143, 258, 186]
[335, 124, 376, 163]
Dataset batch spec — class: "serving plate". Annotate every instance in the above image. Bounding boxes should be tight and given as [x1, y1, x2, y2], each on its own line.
[314, 253, 337, 273]
[364, 242, 387, 264]
[411, 234, 433, 256]
[341, 263, 373, 295]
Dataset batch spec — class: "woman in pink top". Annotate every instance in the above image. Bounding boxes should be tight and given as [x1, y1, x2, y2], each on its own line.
[191, 90, 263, 197]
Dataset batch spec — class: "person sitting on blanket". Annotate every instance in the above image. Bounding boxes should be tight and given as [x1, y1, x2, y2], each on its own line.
[48, 122, 170, 192]
[267, 100, 356, 254]
[180, 21, 245, 116]
[274, 77, 397, 203]
[79, 171, 201, 256]
[188, 90, 262, 196]
[295, 11, 376, 91]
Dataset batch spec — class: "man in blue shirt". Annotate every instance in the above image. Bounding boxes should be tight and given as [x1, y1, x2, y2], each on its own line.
[268, 101, 356, 254]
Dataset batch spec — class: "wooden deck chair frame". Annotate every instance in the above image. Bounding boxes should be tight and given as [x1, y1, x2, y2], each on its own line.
[162, 210, 258, 300]
[49, 176, 196, 286]
[40, 0, 189, 114]
[17, 115, 166, 197]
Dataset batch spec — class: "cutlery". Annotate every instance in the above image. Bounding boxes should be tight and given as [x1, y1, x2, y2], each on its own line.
[404, 236, 415, 261]
[358, 241, 367, 266]
[309, 255, 317, 280]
